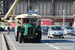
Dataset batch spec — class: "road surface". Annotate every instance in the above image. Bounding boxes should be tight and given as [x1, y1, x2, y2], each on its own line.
[1, 31, 75, 50]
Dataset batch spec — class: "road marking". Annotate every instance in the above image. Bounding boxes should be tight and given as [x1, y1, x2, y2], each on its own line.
[41, 41, 60, 49]
[6, 35, 16, 50]
[45, 43, 60, 49]
[1, 34, 7, 50]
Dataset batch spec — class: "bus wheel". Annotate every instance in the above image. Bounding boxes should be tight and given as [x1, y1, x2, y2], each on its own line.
[35, 31, 41, 43]
[19, 33, 22, 43]
[37, 39, 41, 43]
[15, 36, 18, 41]
[15, 33, 18, 41]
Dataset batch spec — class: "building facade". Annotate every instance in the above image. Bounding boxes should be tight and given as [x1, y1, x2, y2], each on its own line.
[0, 0, 75, 26]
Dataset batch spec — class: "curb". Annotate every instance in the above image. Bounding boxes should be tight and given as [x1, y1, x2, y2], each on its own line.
[1, 34, 7, 50]
[5, 35, 16, 50]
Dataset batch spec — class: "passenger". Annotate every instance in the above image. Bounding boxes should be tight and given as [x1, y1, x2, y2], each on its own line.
[25, 19, 27, 24]
[7, 26, 10, 34]
[23, 19, 29, 25]
[18, 21, 21, 26]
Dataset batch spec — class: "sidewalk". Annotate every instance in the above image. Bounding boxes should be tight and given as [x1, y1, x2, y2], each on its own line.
[0, 34, 3, 50]
[0, 34, 7, 50]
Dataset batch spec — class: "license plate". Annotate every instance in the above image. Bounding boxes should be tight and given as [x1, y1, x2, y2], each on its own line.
[28, 37, 34, 38]
[55, 34, 60, 35]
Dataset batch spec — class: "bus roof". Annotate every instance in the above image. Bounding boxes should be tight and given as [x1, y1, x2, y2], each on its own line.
[15, 14, 41, 19]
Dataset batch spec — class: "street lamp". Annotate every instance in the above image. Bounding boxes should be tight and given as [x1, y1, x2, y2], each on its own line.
[63, 10, 65, 30]
[28, 0, 30, 12]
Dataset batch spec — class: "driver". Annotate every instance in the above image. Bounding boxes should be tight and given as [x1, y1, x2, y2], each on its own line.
[23, 18, 29, 25]
[25, 19, 27, 24]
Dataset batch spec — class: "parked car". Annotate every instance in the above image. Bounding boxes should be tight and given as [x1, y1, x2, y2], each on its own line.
[0, 27, 4, 31]
[64, 26, 75, 36]
[48, 25, 64, 38]
[41, 26, 49, 35]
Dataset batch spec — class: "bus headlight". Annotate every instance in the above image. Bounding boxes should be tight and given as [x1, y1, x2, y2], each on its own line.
[36, 33, 38, 35]
[23, 33, 25, 35]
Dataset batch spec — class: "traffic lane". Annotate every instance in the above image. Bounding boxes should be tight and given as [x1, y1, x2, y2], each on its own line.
[7, 34, 75, 50]
[42, 35, 75, 50]
[7, 35, 75, 50]
[2, 31, 75, 50]
[42, 35, 75, 43]
[6, 35, 55, 50]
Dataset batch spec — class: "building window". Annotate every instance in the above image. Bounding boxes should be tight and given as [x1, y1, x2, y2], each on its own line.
[0, 1, 3, 15]
[55, 1, 73, 15]
[31, 1, 52, 15]
[9, 1, 28, 14]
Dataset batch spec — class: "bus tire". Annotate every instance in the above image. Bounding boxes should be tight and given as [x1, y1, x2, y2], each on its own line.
[19, 33, 22, 43]
[37, 31, 41, 43]
[15, 33, 18, 41]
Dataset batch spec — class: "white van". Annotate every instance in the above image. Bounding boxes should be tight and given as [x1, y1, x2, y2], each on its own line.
[48, 25, 64, 38]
